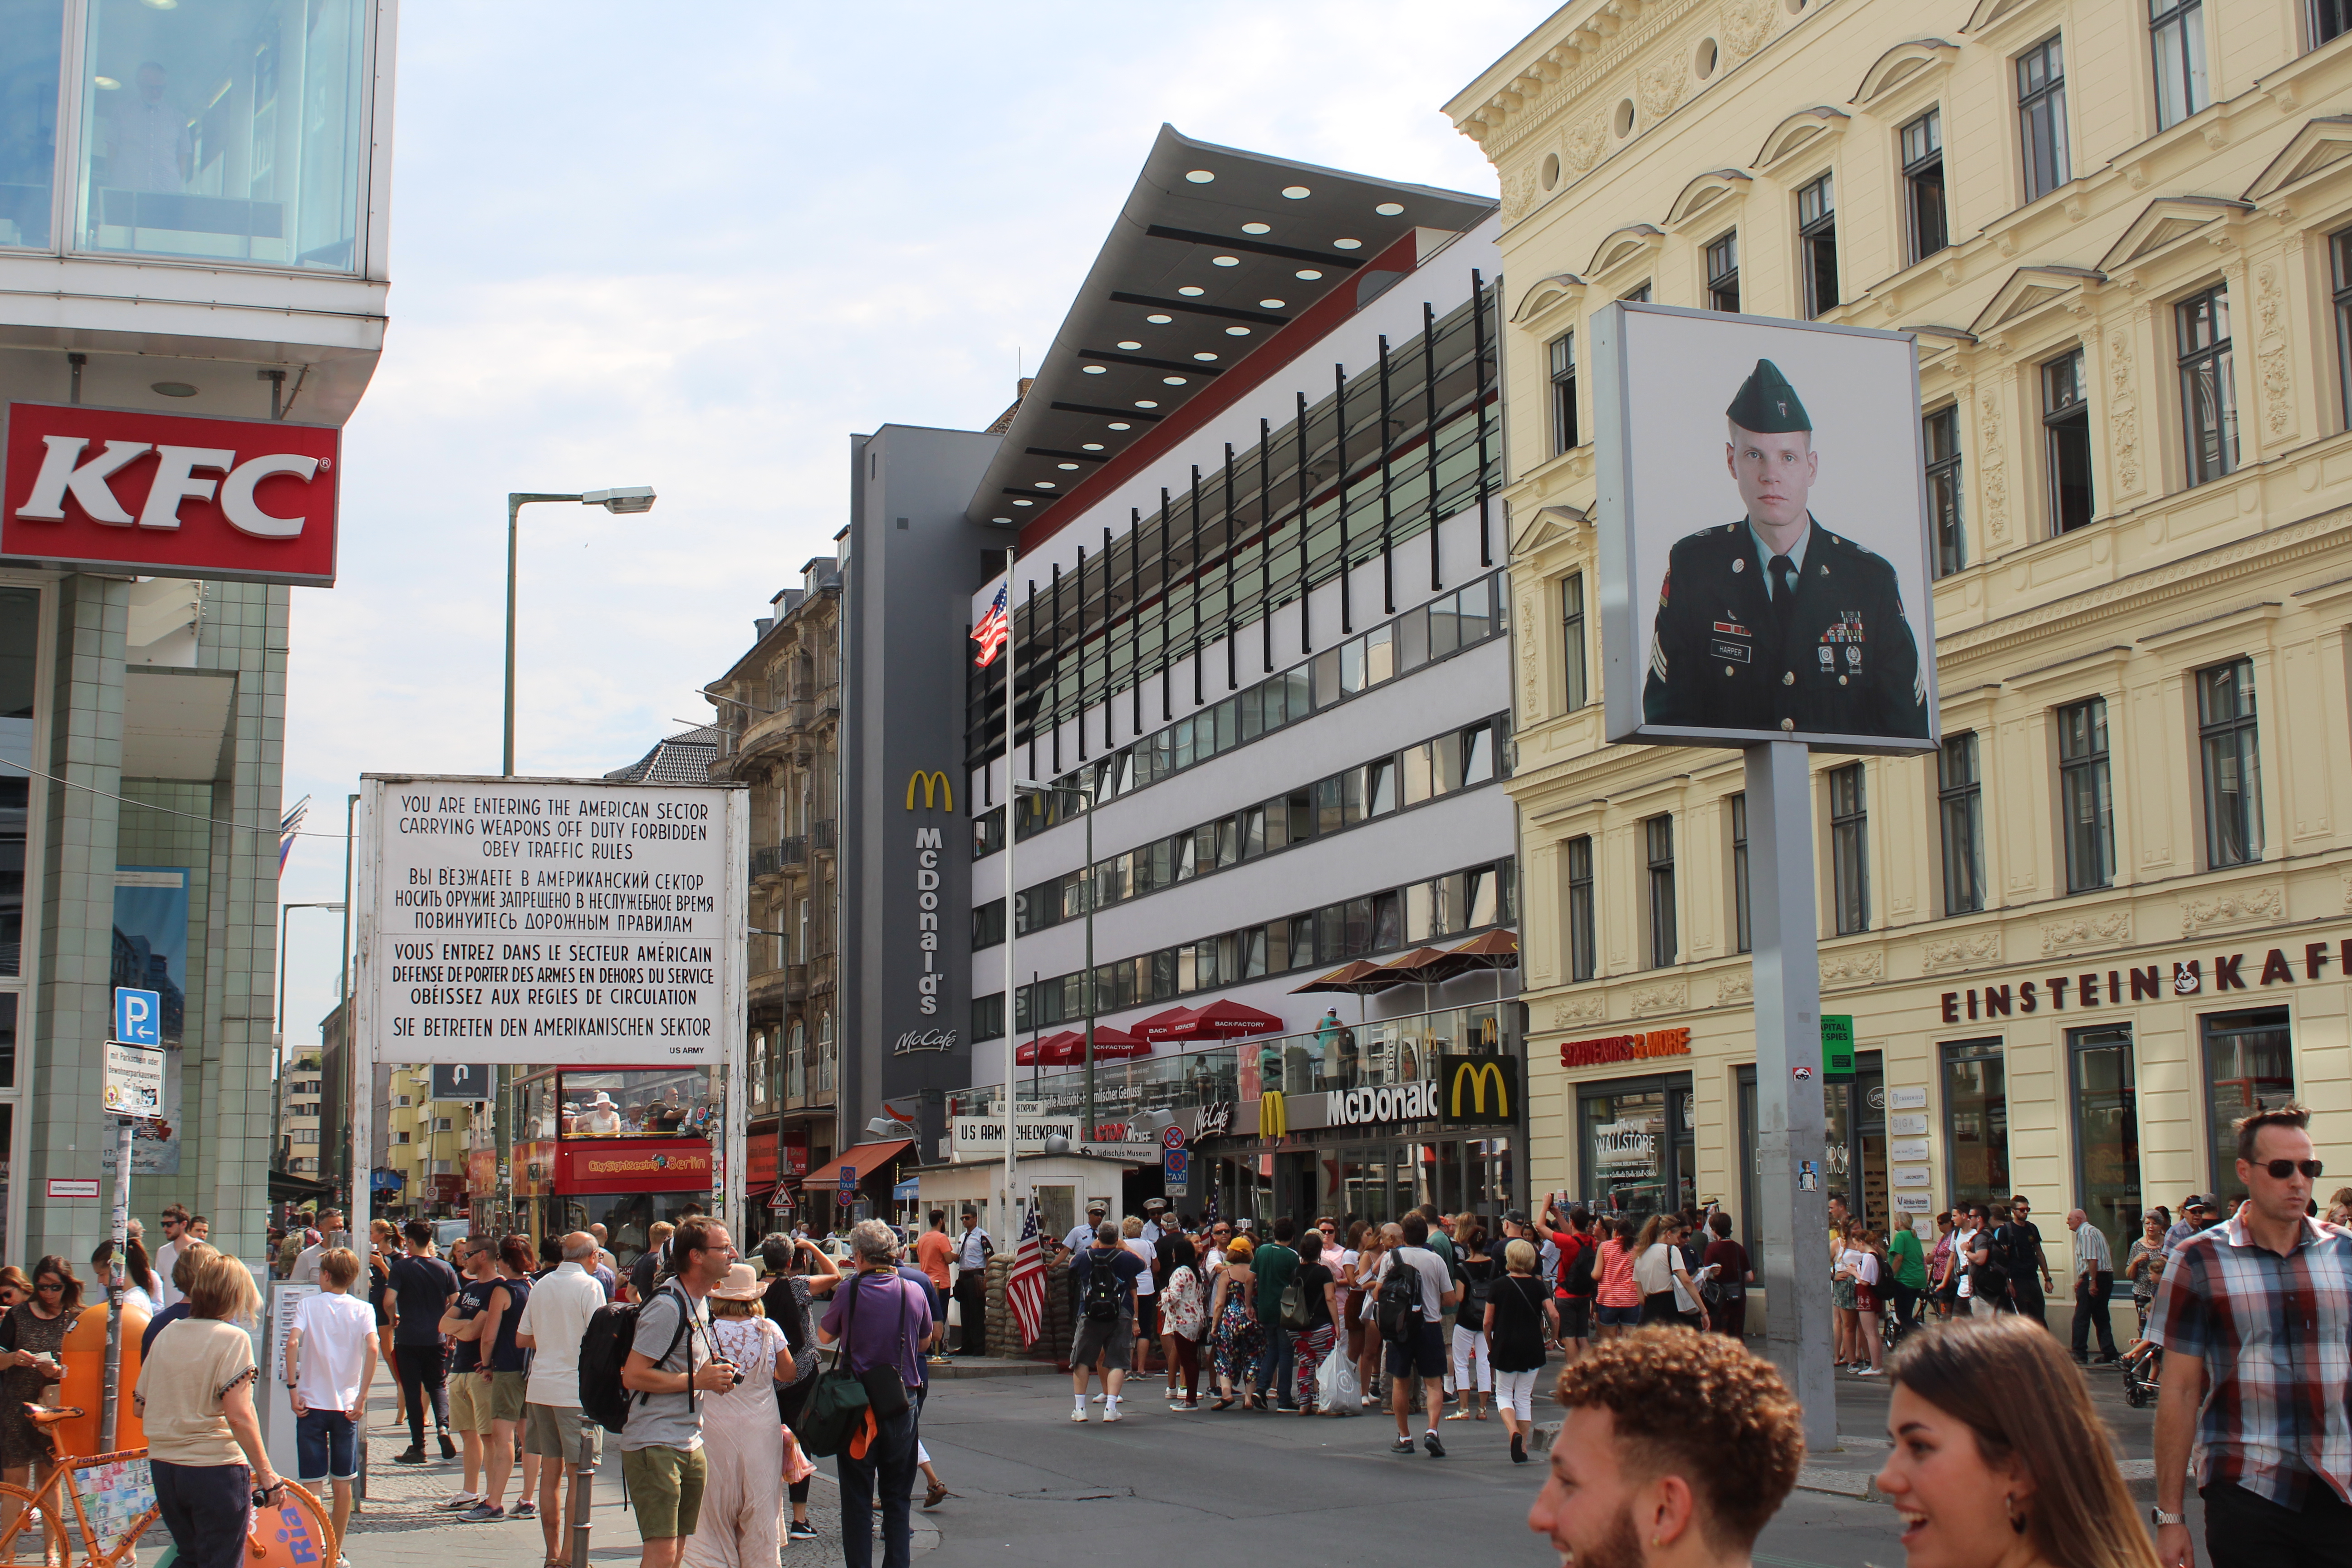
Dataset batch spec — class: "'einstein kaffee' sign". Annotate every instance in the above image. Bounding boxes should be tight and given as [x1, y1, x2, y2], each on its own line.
[1937, 936, 2352, 1024]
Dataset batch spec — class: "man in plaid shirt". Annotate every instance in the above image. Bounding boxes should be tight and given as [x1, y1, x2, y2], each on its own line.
[2146, 1103, 2349, 1568]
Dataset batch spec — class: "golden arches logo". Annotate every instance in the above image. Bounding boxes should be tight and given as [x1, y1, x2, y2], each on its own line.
[1259, 1090, 1287, 1138]
[905, 771, 954, 812]
[1448, 1059, 1510, 1120]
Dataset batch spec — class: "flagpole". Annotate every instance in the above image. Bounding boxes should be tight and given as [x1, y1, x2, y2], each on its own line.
[1000, 546, 1020, 1242]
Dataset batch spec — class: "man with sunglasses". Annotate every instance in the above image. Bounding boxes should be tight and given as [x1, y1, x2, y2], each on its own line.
[2147, 1103, 2350, 1568]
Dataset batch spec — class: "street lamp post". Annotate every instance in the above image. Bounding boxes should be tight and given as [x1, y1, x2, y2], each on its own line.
[505, 487, 657, 776]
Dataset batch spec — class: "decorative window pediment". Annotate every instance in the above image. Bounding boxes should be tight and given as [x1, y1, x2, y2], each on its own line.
[2243, 116, 2352, 204]
[2097, 196, 2250, 273]
[1968, 265, 2104, 337]
[1511, 503, 1588, 557]
[1587, 224, 1664, 280]
[1666, 171, 1751, 230]
[1754, 107, 1849, 173]
[1963, 0, 2054, 36]
[1512, 273, 1588, 326]
[1852, 40, 1960, 107]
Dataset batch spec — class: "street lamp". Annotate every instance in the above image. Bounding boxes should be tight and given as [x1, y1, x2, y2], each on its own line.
[276, 902, 348, 1054]
[505, 487, 657, 776]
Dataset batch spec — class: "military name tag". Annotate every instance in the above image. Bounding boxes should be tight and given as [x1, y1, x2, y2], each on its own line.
[1711, 641, 1751, 663]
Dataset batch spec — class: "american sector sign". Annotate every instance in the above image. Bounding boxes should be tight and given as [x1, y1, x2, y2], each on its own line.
[355, 775, 745, 1065]
[1, 402, 340, 585]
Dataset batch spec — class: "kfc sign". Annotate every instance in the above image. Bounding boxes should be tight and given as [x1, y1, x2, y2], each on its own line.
[2, 402, 339, 585]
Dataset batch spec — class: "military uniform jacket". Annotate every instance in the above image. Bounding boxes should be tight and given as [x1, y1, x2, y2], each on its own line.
[1642, 519, 1929, 739]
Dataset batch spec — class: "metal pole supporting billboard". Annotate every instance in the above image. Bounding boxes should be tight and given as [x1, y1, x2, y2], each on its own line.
[1744, 741, 1834, 1450]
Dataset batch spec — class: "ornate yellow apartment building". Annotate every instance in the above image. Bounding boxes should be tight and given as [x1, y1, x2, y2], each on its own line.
[1450, 0, 2352, 1294]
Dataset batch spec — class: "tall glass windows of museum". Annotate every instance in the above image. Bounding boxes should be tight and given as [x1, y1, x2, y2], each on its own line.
[1566, 835, 1597, 983]
[2320, 0, 2352, 48]
[1560, 573, 1589, 710]
[1729, 793, 1752, 955]
[2177, 286, 2239, 484]
[1941, 1039, 2009, 1214]
[1828, 764, 1869, 936]
[2043, 349, 2095, 533]
[1938, 733, 1984, 916]
[1645, 816, 1676, 969]
[1925, 405, 1965, 577]
[2017, 36, 2070, 203]
[1549, 333, 1578, 454]
[2334, 230, 2352, 428]
[75, 0, 368, 267]
[1706, 232, 1740, 314]
[1797, 174, 1838, 319]
[2069, 1024, 2141, 1267]
[2058, 698, 2114, 892]
[2197, 659, 2262, 867]
[2150, 0, 2208, 131]
[0, 2, 64, 248]
[1901, 109, 1947, 264]
[2201, 1009, 2292, 1205]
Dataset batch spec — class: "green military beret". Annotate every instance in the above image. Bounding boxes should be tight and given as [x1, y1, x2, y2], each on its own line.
[1725, 358, 1811, 433]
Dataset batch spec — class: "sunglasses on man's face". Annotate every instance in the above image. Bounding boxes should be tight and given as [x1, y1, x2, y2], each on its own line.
[2252, 1158, 2324, 1181]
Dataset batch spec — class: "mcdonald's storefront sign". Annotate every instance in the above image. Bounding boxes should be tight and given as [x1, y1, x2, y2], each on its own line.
[1438, 1054, 1517, 1127]
[1331, 1079, 1437, 1127]
[1259, 1091, 1287, 1137]
[905, 770, 954, 811]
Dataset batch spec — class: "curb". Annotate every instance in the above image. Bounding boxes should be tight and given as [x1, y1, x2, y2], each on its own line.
[926, 1358, 1069, 1379]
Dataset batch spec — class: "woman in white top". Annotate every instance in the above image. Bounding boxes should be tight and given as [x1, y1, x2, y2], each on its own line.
[685, 1264, 797, 1568]
[1120, 1216, 1157, 1373]
[1838, 1234, 1885, 1377]
[1632, 1215, 1707, 1329]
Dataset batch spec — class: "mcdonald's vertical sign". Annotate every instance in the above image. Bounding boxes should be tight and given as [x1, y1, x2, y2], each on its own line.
[1438, 1054, 1518, 1127]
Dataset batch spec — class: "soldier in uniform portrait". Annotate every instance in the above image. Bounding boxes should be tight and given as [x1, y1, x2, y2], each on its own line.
[1640, 358, 1929, 740]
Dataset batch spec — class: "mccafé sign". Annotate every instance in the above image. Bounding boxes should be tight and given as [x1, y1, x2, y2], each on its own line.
[2, 402, 340, 585]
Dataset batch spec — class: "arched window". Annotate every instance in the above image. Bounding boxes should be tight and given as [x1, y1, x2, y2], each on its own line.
[787, 1020, 806, 1101]
[817, 1011, 836, 1093]
[750, 1029, 772, 1109]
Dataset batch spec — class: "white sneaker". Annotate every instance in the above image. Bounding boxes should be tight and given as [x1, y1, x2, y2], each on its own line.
[440, 1492, 479, 1509]
[1091, 1392, 1107, 1402]
[1069, 1408, 1088, 1422]
[1102, 1403, 1122, 1423]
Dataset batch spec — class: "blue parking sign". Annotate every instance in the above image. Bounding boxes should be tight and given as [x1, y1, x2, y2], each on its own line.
[114, 987, 161, 1047]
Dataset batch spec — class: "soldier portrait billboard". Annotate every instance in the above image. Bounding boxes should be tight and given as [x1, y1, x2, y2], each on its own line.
[1594, 303, 1938, 755]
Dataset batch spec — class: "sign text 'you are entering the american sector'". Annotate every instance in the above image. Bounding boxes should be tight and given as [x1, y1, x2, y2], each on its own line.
[359, 776, 743, 1064]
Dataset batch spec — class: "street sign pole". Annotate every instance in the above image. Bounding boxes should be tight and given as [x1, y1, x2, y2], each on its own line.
[99, 984, 162, 1452]
[100, 1116, 131, 1450]
[1744, 741, 1834, 1451]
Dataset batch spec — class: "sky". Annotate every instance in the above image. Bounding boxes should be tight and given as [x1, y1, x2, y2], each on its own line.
[274, 0, 1535, 1057]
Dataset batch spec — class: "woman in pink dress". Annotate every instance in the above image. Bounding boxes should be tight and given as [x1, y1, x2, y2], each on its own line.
[685, 1264, 801, 1568]
[1592, 1217, 1643, 1340]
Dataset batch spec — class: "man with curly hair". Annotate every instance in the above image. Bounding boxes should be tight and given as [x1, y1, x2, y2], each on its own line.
[1530, 1329, 1804, 1567]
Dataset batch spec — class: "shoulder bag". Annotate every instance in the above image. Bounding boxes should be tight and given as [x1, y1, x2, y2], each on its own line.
[798, 1277, 874, 1457]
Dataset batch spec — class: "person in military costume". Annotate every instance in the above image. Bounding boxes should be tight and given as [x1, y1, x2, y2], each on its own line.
[1641, 358, 1930, 740]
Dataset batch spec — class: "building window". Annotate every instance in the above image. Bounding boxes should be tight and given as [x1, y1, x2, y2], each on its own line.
[1730, 793, 1751, 956]
[2177, 285, 2239, 485]
[2197, 658, 2262, 867]
[2333, 230, 2352, 428]
[1645, 815, 1677, 968]
[2201, 1009, 2293, 1203]
[1925, 404, 1964, 576]
[1797, 174, 1838, 318]
[1706, 232, 1740, 313]
[816, 1011, 835, 1093]
[1622, 282, 1652, 304]
[2058, 697, 2114, 892]
[2320, 0, 2352, 47]
[1938, 732, 1984, 916]
[2017, 35, 2070, 202]
[2150, 0, 2207, 130]
[787, 1020, 806, 1100]
[1941, 1038, 2009, 1212]
[1828, 764, 1869, 935]
[2043, 348, 2094, 534]
[1567, 835, 1597, 983]
[1901, 109, 1947, 262]
[1549, 332, 1578, 453]
[1561, 572, 1589, 710]
[2070, 1024, 2141, 1269]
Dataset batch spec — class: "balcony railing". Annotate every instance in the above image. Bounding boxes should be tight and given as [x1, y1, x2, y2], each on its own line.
[812, 819, 836, 852]
[750, 837, 811, 882]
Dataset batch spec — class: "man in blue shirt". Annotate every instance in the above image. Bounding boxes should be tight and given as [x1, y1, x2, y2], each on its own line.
[1067, 1222, 1147, 1424]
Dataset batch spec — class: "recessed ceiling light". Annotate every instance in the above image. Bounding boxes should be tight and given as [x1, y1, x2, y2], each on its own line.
[1333, 238, 1363, 250]
[1034, 481, 1056, 489]
[1134, 400, 1159, 409]
[1108, 421, 1132, 430]
[1178, 286, 1205, 297]
[1161, 376, 1188, 385]
[1259, 298, 1286, 309]
[1146, 313, 1172, 323]
[1083, 364, 1107, 374]
[92, 75, 121, 89]
[1375, 202, 1405, 216]
[1056, 462, 1080, 470]
[993, 516, 1012, 523]
[1212, 255, 1240, 267]
[1225, 326, 1251, 336]
[1295, 269, 1323, 281]
[1241, 222, 1271, 235]
[1013, 499, 1034, 506]
[1117, 341, 1142, 350]
[1282, 186, 1311, 199]
[1082, 443, 1105, 451]
[1192, 353, 1218, 362]
[151, 382, 197, 397]
[1184, 169, 1215, 183]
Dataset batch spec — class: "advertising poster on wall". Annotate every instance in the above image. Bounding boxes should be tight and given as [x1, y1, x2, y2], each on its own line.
[103, 867, 186, 1176]
[1595, 303, 1939, 755]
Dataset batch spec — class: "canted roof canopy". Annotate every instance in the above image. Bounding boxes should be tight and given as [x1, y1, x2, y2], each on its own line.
[965, 124, 1492, 531]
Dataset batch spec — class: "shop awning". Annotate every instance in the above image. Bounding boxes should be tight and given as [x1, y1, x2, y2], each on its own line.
[803, 1139, 914, 1189]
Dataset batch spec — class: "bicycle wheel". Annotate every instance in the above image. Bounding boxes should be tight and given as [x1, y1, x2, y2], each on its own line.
[0, 1483, 67, 1568]
[250, 1481, 336, 1568]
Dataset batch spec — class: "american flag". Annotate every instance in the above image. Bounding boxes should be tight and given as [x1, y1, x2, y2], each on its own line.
[278, 794, 310, 872]
[1004, 1203, 1047, 1347]
[972, 581, 1010, 668]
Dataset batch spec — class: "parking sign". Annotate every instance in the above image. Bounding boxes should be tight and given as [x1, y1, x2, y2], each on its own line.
[114, 987, 161, 1047]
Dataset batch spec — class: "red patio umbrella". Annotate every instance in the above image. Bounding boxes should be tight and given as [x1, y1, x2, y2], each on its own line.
[1179, 998, 1285, 1038]
[1132, 1006, 1200, 1042]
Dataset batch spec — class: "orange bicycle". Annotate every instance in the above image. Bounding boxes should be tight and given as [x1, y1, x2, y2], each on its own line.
[0, 1404, 336, 1567]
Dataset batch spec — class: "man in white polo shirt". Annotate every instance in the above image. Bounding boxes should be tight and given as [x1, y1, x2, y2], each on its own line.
[516, 1231, 609, 1567]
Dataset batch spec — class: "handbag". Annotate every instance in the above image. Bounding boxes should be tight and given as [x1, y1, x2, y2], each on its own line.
[798, 1278, 877, 1458]
[850, 1274, 913, 1421]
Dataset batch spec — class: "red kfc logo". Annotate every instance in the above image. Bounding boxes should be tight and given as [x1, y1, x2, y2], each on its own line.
[1, 403, 339, 584]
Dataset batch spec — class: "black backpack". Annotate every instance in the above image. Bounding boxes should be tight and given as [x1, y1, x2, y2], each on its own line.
[1561, 1235, 1598, 1298]
[1376, 1255, 1424, 1342]
[578, 1285, 693, 1436]
[1081, 1248, 1126, 1323]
